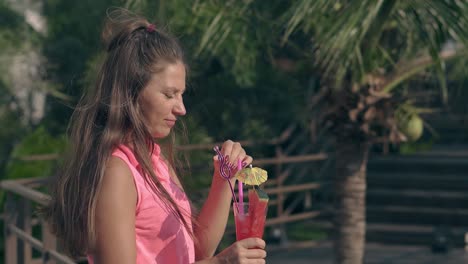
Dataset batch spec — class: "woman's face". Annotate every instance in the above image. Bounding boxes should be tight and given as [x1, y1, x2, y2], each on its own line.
[139, 61, 186, 138]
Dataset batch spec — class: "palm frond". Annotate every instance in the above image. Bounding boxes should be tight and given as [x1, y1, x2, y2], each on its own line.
[284, 0, 398, 84]
[401, 0, 468, 102]
[283, 0, 468, 91]
[382, 46, 467, 93]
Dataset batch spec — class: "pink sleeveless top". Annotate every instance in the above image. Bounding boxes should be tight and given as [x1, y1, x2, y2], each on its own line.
[88, 144, 195, 263]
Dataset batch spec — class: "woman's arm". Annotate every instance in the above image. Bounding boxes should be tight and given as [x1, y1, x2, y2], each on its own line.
[194, 141, 253, 260]
[93, 157, 137, 264]
[194, 170, 235, 260]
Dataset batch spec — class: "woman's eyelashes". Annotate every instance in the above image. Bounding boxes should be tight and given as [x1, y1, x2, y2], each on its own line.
[163, 91, 185, 99]
[164, 93, 174, 99]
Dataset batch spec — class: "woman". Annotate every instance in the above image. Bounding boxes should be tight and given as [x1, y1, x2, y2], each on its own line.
[45, 8, 266, 264]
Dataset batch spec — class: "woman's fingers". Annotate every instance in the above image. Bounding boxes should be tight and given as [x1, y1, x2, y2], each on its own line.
[220, 140, 234, 153]
[238, 238, 267, 261]
[214, 238, 267, 263]
[246, 249, 267, 260]
[242, 155, 253, 167]
[221, 140, 237, 164]
[238, 238, 266, 249]
[221, 140, 252, 167]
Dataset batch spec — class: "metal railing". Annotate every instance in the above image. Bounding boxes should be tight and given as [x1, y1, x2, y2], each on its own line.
[2, 177, 76, 264]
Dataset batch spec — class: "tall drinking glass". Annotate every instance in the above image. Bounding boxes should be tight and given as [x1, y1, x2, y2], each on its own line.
[233, 202, 267, 241]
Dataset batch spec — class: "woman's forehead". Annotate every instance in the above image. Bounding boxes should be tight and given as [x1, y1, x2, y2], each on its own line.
[147, 62, 186, 90]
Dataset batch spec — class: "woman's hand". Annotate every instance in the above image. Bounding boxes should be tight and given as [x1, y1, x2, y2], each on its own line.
[213, 140, 253, 181]
[194, 140, 257, 261]
[212, 238, 266, 264]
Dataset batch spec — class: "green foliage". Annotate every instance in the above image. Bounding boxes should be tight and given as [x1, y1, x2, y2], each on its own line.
[0, 2, 24, 49]
[399, 139, 435, 155]
[5, 126, 66, 180]
[0, 2, 43, 51]
[0, 2, 22, 29]
[0, 4, 34, 177]
[287, 222, 328, 241]
[0, 97, 23, 174]
[180, 116, 214, 190]
[164, 0, 288, 87]
[185, 64, 307, 142]
[284, 1, 468, 88]
[447, 56, 468, 117]
[123, 0, 160, 20]
[42, 0, 122, 133]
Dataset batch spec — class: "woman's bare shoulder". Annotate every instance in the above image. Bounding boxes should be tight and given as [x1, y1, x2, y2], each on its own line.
[98, 156, 137, 205]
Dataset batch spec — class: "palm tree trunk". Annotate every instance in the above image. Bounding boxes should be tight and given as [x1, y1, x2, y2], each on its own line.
[333, 139, 369, 264]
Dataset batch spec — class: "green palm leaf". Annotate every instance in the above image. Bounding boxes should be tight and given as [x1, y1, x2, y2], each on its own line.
[283, 0, 468, 90]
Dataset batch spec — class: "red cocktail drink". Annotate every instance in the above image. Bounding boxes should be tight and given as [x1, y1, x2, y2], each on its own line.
[233, 189, 268, 240]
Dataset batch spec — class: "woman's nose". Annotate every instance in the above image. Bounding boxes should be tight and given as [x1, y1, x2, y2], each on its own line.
[174, 97, 186, 116]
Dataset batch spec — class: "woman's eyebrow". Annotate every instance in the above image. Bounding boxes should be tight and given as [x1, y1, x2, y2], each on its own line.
[163, 86, 186, 93]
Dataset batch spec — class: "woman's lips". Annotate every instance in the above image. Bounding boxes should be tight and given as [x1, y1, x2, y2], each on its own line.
[165, 120, 176, 127]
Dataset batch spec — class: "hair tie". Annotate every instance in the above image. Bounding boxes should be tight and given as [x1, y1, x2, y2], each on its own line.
[146, 24, 156, 33]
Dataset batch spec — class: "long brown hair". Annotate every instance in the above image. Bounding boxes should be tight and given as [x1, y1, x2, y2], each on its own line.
[43, 8, 193, 258]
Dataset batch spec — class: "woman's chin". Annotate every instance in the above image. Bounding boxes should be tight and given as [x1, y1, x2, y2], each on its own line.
[152, 131, 170, 139]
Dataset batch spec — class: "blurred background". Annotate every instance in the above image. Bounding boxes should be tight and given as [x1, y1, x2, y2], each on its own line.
[0, 0, 467, 263]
